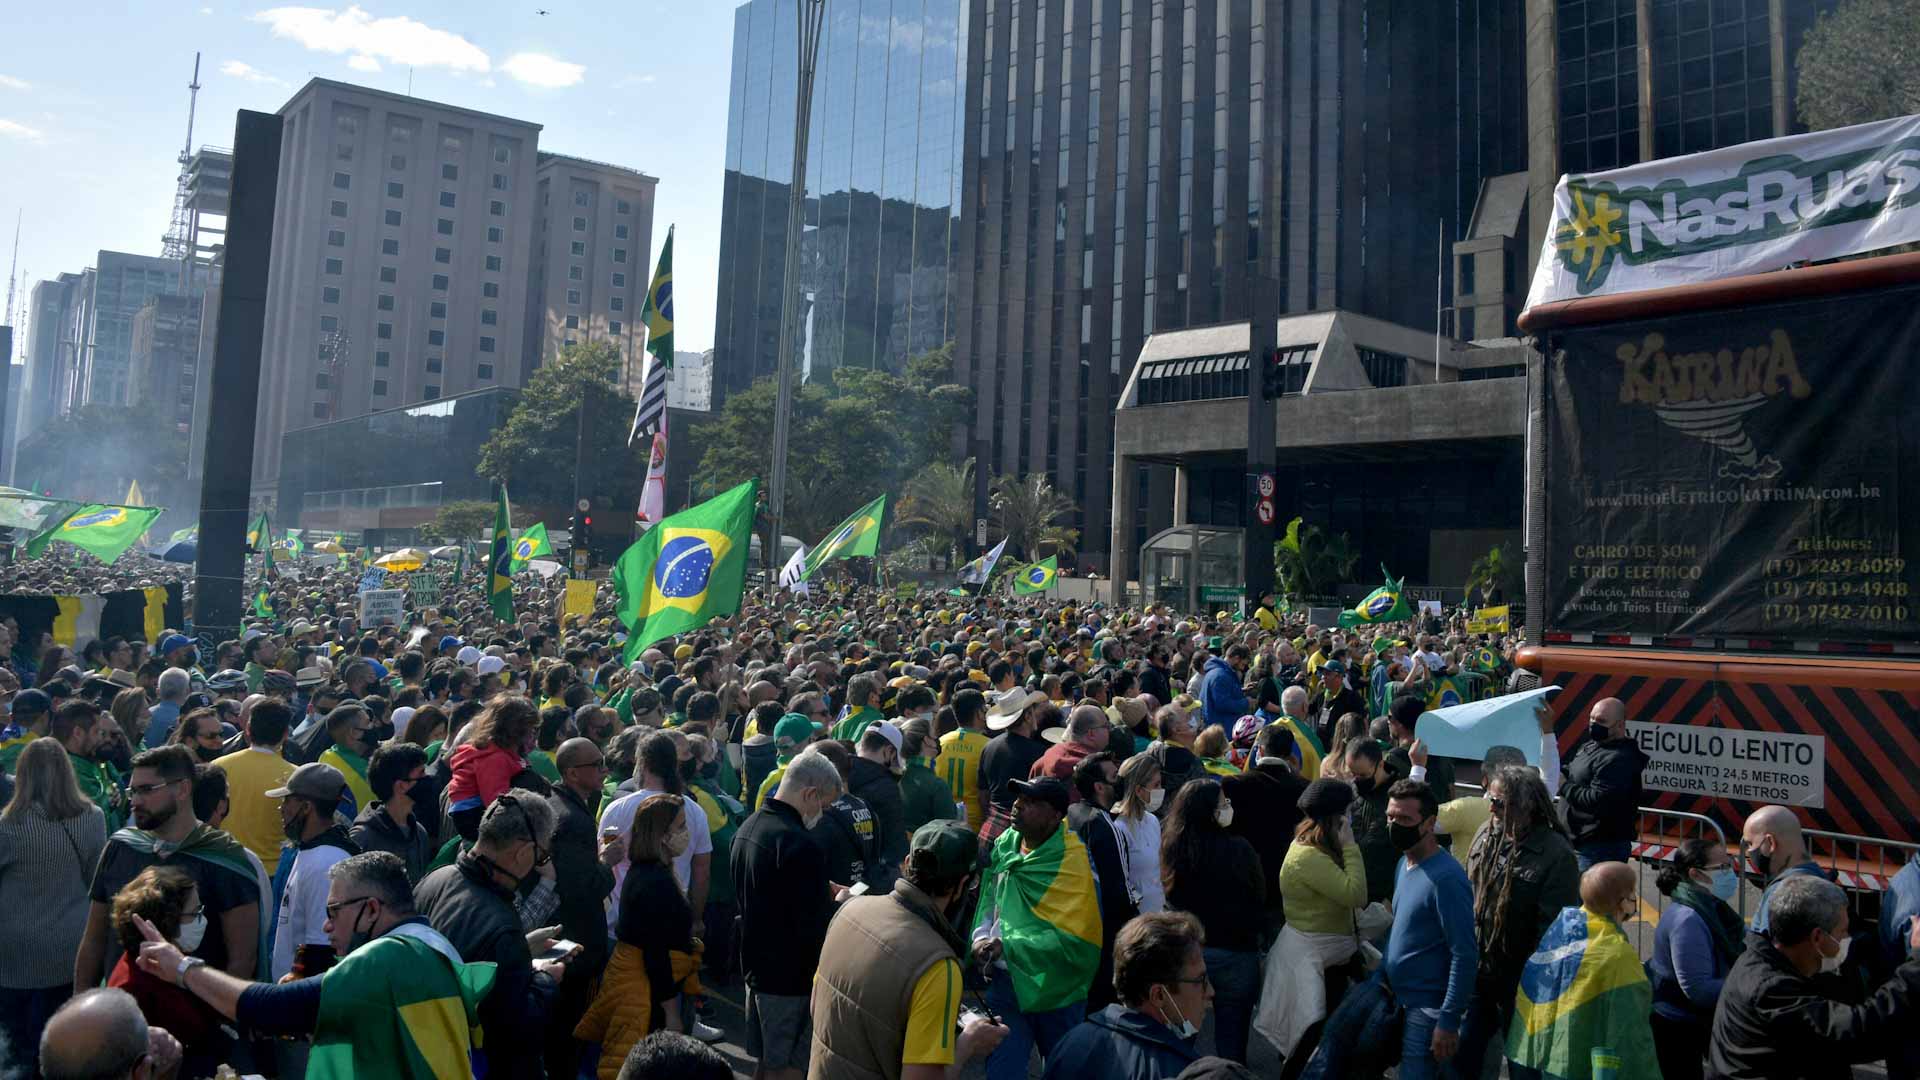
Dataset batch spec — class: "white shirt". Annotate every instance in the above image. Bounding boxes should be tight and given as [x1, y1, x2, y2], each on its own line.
[271, 840, 353, 980]
[599, 786, 712, 932]
[1110, 810, 1166, 913]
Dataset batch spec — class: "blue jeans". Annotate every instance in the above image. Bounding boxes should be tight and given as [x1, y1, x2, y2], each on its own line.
[984, 969, 1084, 1080]
[1202, 946, 1261, 1064]
[1399, 1006, 1465, 1080]
[1577, 841, 1632, 872]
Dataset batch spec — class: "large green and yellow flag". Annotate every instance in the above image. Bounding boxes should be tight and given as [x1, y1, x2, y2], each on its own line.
[1507, 906, 1660, 1078]
[246, 512, 270, 551]
[26, 504, 164, 564]
[487, 487, 514, 623]
[973, 823, 1102, 1013]
[1013, 556, 1059, 595]
[509, 522, 553, 572]
[1338, 566, 1412, 628]
[613, 479, 759, 663]
[308, 923, 496, 1080]
[640, 225, 674, 365]
[800, 494, 886, 580]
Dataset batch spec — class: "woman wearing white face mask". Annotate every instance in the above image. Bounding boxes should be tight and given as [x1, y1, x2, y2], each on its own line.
[1160, 778, 1264, 1065]
[1111, 754, 1166, 913]
[108, 869, 227, 1075]
[1649, 837, 1747, 1080]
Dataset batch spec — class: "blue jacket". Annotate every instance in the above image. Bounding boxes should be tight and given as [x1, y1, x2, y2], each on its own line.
[1649, 902, 1732, 1023]
[1041, 1005, 1199, 1080]
[1197, 657, 1248, 732]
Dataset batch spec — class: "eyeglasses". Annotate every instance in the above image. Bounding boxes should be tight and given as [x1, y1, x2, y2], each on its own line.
[128, 779, 184, 798]
[1169, 973, 1211, 987]
[570, 759, 609, 772]
[1487, 797, 1506, 809]
[324, 895, 376, 919]
[180, 905, 205, 920]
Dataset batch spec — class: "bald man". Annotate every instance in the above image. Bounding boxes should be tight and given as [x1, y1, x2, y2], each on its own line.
[40, 988, 180, 1080]
[1742, 804, 1833, 935]
[1507, 862, 1660, 1078]
[1581, 860, 1641, 924]
[544, 736, 623, 1078]
[1561, 697, 1648, 871]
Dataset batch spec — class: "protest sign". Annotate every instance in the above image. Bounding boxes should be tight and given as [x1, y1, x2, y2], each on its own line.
[564, 578, 595, 620]
[1415, 686, 1559, 767]
[358, 588, 405, 627]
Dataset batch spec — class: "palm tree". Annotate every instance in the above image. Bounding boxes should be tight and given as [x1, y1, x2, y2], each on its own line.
[1464, 542, 1523, 605]
[990, 472, 1077, 560]
[1272, 516, 1360, 601]
[898, 458, 977, 561]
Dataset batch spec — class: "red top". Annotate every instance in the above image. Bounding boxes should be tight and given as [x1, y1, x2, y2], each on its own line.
[1029, 740, 1093, 803]
[445, 742, 528, 811]
[108, 953, 223, 1051]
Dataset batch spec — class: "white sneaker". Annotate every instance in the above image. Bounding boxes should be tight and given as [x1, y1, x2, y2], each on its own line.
[690, 1019, 725, 1044]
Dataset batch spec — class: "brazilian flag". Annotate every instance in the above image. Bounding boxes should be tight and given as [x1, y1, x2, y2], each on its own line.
[1507, 907, 1659, 1078]
[245, 512, 270, 552]
[509, 522, 553, 572]
[800, 494, 886, 580]
[308, 923, 496, 1079]
[253, 538, 276, 620]
[612, 479, 759, 663]
[1338, 566, 1412, 628]
[974, 821, 1102, 1012]
[487, 487, 514, 623]
[1013, 556, 1059, 595]
[26, 504, 164, 564]
[1425, 673, 1476, 710]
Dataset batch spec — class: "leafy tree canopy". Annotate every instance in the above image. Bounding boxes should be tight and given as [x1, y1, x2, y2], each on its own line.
[476, 341, 641, 520]
[1796, 0, 1920, 131]
[418, 500, 496, 543]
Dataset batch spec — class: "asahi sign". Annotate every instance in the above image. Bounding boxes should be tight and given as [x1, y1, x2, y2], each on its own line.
[1527, 113, 1920, 308]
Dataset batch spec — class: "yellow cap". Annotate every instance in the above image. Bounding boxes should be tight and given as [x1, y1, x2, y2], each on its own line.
[673, 643, 694, 661]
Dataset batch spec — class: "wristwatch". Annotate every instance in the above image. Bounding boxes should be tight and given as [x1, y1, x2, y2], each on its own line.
[175, 955, 207, 988]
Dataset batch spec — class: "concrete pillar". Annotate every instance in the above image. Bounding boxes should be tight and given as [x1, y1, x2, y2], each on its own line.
[1769, 0, 1790, 136]
[1109, 454, 1137, 606]
[1524, 0, 1562, 280]
[1636, 0, 1655, 162]
[1172, 464, 1190, 527]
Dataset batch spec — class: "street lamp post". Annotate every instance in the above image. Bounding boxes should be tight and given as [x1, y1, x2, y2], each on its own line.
[765, 0, 828, 568]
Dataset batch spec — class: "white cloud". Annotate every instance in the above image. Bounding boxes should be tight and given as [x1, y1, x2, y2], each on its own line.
[0, 119, 43, 141]
[347, 54, 381, 73]
[221, 60, 288, 86]
[501, 52, 584, 89]
[254, 6, 490, 74]
[0, 75, 28, 91]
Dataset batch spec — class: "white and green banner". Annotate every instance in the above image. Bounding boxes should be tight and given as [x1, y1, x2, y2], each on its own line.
[1526, 113, 1920, 310]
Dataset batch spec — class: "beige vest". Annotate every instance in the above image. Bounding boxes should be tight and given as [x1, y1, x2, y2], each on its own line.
[808, 883, 959, 1080]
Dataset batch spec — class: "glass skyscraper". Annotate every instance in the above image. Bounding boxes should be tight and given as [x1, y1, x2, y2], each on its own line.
[713, 0, 969, 402]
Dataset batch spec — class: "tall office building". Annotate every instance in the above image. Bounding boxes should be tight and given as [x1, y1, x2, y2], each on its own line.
[712, 0, 968, 402]
[958, 0, 1525, 572]
[80, 252, 179, 407]
[525, 152, 658, 395]
[128, 293, 203, 434]
[254, 79, 543, 503]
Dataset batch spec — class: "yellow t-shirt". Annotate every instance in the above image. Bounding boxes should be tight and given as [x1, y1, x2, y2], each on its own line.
[755, 764, 787, 811]
[902, 958, 964, 1066]
[1438, 794, 1492, 846]
[1254, 606, 1279, 633]
[211, 747, 296, 875]
[938, 729, 990, 833]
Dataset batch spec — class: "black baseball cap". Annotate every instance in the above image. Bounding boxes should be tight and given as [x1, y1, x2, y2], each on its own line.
[1008, 777, 1071, 816]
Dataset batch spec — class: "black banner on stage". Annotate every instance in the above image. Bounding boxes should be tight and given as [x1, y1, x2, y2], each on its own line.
[1545, 284, 1920, 643]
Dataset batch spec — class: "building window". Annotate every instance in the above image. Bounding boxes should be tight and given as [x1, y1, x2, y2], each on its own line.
[432, 274, 449, 291]
[568, 265, 583, 281]
[563, 337, 575, 348]
[610, 296, 624, 312]
[442, 163, 458, 180]
[335, 141, 354, 161]
[478, 363, 494, 379]
[375, 350, 390, 367]
[612, 248, 626, 263]
[325, 258, 343, 275]
[611, 272, 626, 288]
[615, 223, 629, 240]
[426, 357, 443, 373]
[329, 200, 347, 218]
[439, 191, 456, 208]
[492, 173, 508, 191]
[616, 199, 631, 214]
[389, 154, 405, 171]
[480, 336, 496, 353]
[434, 247, 451, 264]
[313, 402, 329, 419]
[481, 309, 497, 325]
[315, 372, 330, 390]
[490, 200, 505, 216]
[424, 384, 440, 398]
[566, 289, 581, 306]
[436, 218, 454, 236]
[572, 216, 587, 232]
[427, 329, 445, 346]
[574, 191, 591, 207]
[609, 320, 622, 336]
[332, 171, 350, 190]
[486, 255, 503, 272]
[570, 241, 586, 257]
[486, 226, 503, 243]
[322, 286, 340, 304]
[376, 322, 393, 339]
[565, 314, 579, 329]
[373, 378, 388, 395]
[387, 181, 404, 198]
[327, 230, 346, 247]
[378, 294, 394, 311]
[319, 315, 338, 332]
[381, 238, 399, 255]
[493, 145, 511, 164]
[379, 265, 396, 283]
[384, 209, 402, 226]
[429, 301, 447, 319]
[1357, 348, 1410, 389]
[482, 281, 499, 298]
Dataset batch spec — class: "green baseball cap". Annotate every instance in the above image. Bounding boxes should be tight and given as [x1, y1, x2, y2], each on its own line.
[909, 820, 982, 879]
[773, 712, 823, 751]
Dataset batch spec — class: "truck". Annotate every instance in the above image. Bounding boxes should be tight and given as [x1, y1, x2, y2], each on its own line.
[1514, 115, 1920, 896]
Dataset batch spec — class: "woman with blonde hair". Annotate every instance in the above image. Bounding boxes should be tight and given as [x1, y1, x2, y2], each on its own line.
[1111, 753, 1167, 913]
[0, 738, 109, 1063]
[1194, 724, 1242, 777]
[110, 687, 152, 748]
[1319, 712, 1369, 782]
[444, 695, 540, 840]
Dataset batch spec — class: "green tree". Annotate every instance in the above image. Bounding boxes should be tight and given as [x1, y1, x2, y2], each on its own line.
[989, 473, 1077, 561]
[1272, 516, 1360, 601]
[476, 341, 641, 522]
[418, 500, 495, 543]
[1796, 0, 1920, 131]
[1464, 542, 1524, 606]
[898, 457, 976, 561]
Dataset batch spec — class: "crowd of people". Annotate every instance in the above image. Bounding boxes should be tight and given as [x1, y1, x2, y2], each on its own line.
[0, 561, 1914, 1080]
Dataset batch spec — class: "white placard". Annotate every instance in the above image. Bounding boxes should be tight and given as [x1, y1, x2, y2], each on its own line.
[1628, 720, 1825, 808]
[358, 588, 406, 627]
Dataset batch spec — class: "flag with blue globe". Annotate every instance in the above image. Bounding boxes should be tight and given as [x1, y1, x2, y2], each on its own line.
[613, 479, 759, 662]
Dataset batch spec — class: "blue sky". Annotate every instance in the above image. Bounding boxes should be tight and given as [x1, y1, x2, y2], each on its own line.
[0, 1, 738, 354]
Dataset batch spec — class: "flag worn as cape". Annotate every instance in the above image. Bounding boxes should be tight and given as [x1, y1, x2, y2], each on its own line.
[487, 487, 514, 623]
[800, 495, 886, 580]
[612, 479, 758, 663]
[973, 823, 1102, 1013]
[308, 921, 497, 1080]
[1506, 906, 1660, 1080]
[1338, 566, 1412, 628]
[112, 823, 270, 979]
[1013, 555, 1059, 595]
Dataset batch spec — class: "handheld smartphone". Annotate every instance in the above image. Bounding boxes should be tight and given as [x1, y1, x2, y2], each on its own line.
[537, 939, 581, 963]
[848, 881, 871, 897]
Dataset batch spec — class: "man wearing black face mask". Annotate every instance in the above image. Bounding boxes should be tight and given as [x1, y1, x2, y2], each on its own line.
[1562, 697, 1648, 872]
[809, 821, 1009, 1078]
[1345, 738, 1402, 905]
[267, 763, 361, 982]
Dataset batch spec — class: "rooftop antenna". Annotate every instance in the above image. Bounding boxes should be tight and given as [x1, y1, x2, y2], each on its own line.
[162, 53, 203, 266]
[3, 210, 19, 331]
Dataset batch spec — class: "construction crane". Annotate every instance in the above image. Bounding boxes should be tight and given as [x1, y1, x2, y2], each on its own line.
[161, 53, 202, 263]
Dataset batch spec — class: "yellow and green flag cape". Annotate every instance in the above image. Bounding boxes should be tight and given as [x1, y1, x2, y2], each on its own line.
[1013, 555, 1059, 595]
[973, 823, 1102, 1013]
[1338, 566, 1411, 628]
[800, 494, 886, 580]
[612, 479, 759, 663]
[309, 922, 496, 1079]
[1506, 906, 1659, 1079]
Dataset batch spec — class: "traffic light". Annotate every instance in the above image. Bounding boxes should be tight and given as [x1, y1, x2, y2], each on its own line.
[1260, 347, 1286, 399]
[571, 509, 593, 554]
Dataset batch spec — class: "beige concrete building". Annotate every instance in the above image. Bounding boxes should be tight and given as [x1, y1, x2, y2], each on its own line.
[525, 153, 658, 397]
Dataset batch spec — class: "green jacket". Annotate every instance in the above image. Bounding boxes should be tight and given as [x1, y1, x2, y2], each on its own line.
[71, 750, 124, 831]
[898, 759, 959, 835]
[687, 775, 743, 906]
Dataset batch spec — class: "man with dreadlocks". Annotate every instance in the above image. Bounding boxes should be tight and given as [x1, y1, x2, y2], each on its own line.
[1455, 764, 1579, 1079]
